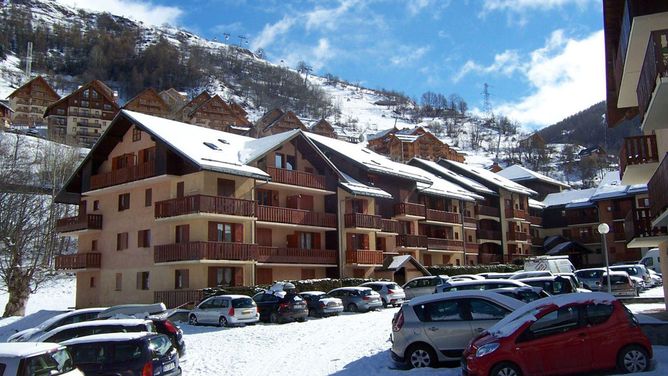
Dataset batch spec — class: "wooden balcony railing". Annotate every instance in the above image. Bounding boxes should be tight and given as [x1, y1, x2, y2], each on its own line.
[476, 229, 502, 241]
[625, 208, 668, 242]
[425, 209, 460, 224]
[257, 205, 336, 228]
[529, 216, 542, 226]
[56, 214, 103, 233]
[155, 195, 255, 218]
[649, 153, 668, 222]
[619, 135, 659, 179]
[465, 243, 479, 253]
[638, 29, 668, 121]
[345, 249, 384, 265]
[266, 167, 326, 190]
[90, 162, 156, 190]
[505, 207, 527, 220]
[394, 202, 426, 218]
[566, 212, 599, 225]
[463, 216, 477, 227]
[154, 290, 204, 309]
[257, 247, 337, 264]
[507, 231, 529, 241]
[154, 242, 257, 263]
[379, 218, 400, 233]
[427, 237, 463, 250]
[396, 234, 428, 248]
[55, 253, 101, 270]
[344, 213, 382, 229]
[476, 205, 500, 217]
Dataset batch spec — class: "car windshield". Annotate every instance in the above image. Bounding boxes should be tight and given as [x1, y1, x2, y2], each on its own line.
[232, 298, 255, 308]
[24, 348, 76, 375]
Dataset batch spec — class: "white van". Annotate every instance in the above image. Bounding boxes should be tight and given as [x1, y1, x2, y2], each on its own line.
[640, 248, 660, 273]
[524, 256, 575, 274]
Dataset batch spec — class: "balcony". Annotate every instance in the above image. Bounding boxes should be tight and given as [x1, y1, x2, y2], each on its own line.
[638, 29, 668, 131]
[257, 247, 337, 265]
[476, 205, 500, 218]
[625, 208, 668, 248]
[529, 215, 542, 226]
[427, 237, 463, 251]
[651, 154, 668, 227]
[505, 207, 527, 220]
[507, 231, 529, 242]
[344, 213, 382, 230]
[619, 135, 660, 183]
[90, 162, 156, 190]
[154, 242, 257, 263]
[463, 216, 477, 228]
[55, 253, 101, 271]
[424, 209, 460, 224]
[394, 202, 426, 219]
[155, 195, 255, 219]
[396, 234, 428, 249]
[257, 205, 336, 228]
[77, 121, 102, 128]
[154, 290, 204, 309]
[378, 218, 400, 235]
[465, 243, 479, 254]
[56, 214, 103, 233]
[266, 167, 327, 190]
[345, 250, 384, 265]
[566, 212, 598, 225]
[477, 229, 502, 241]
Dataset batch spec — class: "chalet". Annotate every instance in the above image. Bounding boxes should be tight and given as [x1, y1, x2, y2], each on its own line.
[7, 76, 60, 128]
[309, 119, 337, 138]
[187, 95, 251, 133]
[158, 88, 188, 113]
[0, 100, 13, 128]
[43, 80, 120, 147]
[578, 145, 607, 159]
[174, 91, 211, 122]
[123, 88, 171, 119]
[366, 126, 464, 163]
[518, 133, 546, 150]
[250, 109, 307, 138]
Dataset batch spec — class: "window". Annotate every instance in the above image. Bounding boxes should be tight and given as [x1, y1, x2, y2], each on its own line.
[176, 182, 184, 198]
[585, 303, 613, 326]
[136, 271, 150, 290]
[257, 189, 275, 206]
[116, 233, 128, 250]
[210, 223, 240, 242]
[132, 127, 141, 142]
[91, 90, 99, 99]
[175, 269, 189, 289]
[204, 142, 221, 150]
[217, 178, 235, 197]
[175, 225, 189, 243]
[138, 229, 151, 247]
[91, 240, 98, 251]
[526, 306, 579, 339]
[275, 153, 284, 169]
[93, 200, 99, 211]
[414, 300, 463, 322]
[115, 273, 122, 291]
[145, 189, 152, 207]
[82, 89, 89, 99]
[469, 299, 510, 320]
[118, 193, 130, 211]
[299, 232, 314, 249]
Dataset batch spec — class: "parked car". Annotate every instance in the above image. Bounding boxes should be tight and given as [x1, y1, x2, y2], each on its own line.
[96, 302, 167, 319]
[390, 291, 523, 368]
[435, 279, 529, 293]
[8, 308, 105, 342]
[327, 287, 383, 312]
[63, 332, 181, 375]
[518, 275, 578, 295]
[556, 272, 589, 292]
[610, 264, 652, 289]
[509, 270, 553, 280]
[0, 343, 82, 376]
[449, 274, 485, 282]
[252, 291, 308, 324]
[575, 268, 606, 291]
[478, 272, 514, 279]
[649, 269, 663, 287]
[298, 291, 344, 317]
[148, 316, 186, 358]
[402, 275, 450, 299]
[188, 295, 259, 327]
[359, 281, 406, 307]
[640, 248, 660, 273]
[34, 318, 156, 344]
[600, 271, 638, 297]
[487, 286, 549, 303]
[462, 292, 652, 376]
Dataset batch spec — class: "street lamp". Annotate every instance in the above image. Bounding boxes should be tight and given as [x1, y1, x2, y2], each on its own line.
[598, 223, 611, 294]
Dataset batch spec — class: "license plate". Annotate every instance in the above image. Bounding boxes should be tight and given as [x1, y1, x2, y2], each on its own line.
[242, 309, 253, 314]
[163, 362, 175, 372]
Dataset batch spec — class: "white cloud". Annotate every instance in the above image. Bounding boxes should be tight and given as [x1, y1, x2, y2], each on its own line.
[305, 0, 358, 31]
[453, 50, 523, 82]
[390, 46, 430, 66]
[481, 0, 593, 13]
[55, 0, 183, 26]
[407, 0, 432, 16]
[251, 16, 297, 50]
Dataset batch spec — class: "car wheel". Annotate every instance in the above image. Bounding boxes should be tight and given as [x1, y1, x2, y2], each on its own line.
[490, 362, 522, 376]
[382, 299, 388, 308]
[297, 317, 306, 323]
[617, 345, 649, 373]
[406, 344, 436, 368]
[347, 303, 358, 313]
[219, 316, 228, 327]
[270, 312, 280, 324]
[188, 314, 198, 326]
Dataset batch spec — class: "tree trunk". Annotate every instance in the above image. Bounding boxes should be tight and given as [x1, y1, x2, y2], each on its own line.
[3, 272, 30, 317]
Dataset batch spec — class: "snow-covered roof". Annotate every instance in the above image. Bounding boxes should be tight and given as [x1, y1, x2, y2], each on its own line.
[60, 332, 154, 345]
[497, 164, 570, 188]
[590, 183, 631, 201]
[409, 158, 496, 195]
[528, 198, 545, 209]
[415, 170, 482, 201]
[542, 188, 597, 208]
[439, 159, 537, 196]
[394, 134, 419, 142]
[386, 255, 413, 270]
[339, 172, 392, 199]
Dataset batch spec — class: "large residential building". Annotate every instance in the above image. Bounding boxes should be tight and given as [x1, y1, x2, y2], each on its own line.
[603, 0, 668, 303]
[123, 88, 172, 119]
[44, 80, 120, 147]
[7, 76, 60, 128]
[367, 126, 465, 163]
[497, 164, 570, 201]
[250, 108, 307, 138]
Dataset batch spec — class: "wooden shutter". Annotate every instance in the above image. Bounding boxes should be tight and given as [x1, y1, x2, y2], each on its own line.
[257, 228, 272, 246]
[272, 191, 279, 206]
[301, 195, 314, 211]
[286, 195, 299, 209]
[345, 200, 352, 214]
[313, 233, 321, 249]
[346, 234, 354, 251]
[207, 267, 218, 287]
[256, 268, 273, 285]
[234, 224, 243, 243]
[423, 254, 432, 266]
[234, 267, 243, 286]
[361, 234, 369, 250]
[176, 182, 184, 198]
[208, 222, 218, 241]
[287, 233, 298, 248]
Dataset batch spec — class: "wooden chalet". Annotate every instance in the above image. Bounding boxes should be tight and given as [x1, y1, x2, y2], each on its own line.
[7, 76, 60, 128]
[0, 100, 13, 128]
[123, 88, 171, 119]
[250, 109, 307, 138]
[309, 118, 337, 138]
[158, 88, 188, 113]
[180, 95, 251, 133]
[174, 91, 211, 122]
[367, 126, 464, 163]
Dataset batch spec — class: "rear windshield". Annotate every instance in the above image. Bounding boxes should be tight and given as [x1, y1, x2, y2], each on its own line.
[386, 283, 399, 290]
[23, 348, 76, 376]
[359, 289, 373, 296]
[232, 298, 255, 308]
[149, 335, 173, 357]
[113, 341, 144, 363]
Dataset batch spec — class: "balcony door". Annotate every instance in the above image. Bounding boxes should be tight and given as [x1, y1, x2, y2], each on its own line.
[207, 266, 242, 287]
[217, 178, 235, 197]
[208, 222, 243, 243]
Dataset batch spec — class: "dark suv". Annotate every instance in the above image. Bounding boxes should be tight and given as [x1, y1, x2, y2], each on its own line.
[63, 332, 181, 375]
[252, 292, 308, 324]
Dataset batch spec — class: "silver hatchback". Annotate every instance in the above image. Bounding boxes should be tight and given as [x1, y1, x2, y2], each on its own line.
[189, 295, 259, 327]
[327, 287, 382, 312]
[390, 291, 523, 368]
[359, 281, 406, 307]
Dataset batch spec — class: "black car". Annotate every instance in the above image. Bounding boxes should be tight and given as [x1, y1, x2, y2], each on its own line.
[519, 275, 578, 295]
[150, 317, 186, 358]
[63, 332, 181, 375]
[252, 292, 308, 324]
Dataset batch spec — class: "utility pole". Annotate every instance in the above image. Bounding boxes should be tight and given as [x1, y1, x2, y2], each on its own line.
[24, 41, 33, 84]
[237, 35, 247, 48]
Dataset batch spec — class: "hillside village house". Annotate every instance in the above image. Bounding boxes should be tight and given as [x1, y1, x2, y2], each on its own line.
[158, 88, 188, 116]
[309, 118, 337, 138]
[367, 126, 465, 163]
[122, 88, 172, 119]
[603, 0, 668, 304]
[7, 75, 60, 128]
[250, 108, 308, 138]
[0, 100, 13, 129]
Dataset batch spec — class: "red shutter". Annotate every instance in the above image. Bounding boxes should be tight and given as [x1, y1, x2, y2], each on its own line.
[234, 224, 243, 243]
[301, 195, 314, 211]
[423, 254, 432, 266]
[257, 228, 272, 246]
[286, 195, 298, 209]
[313, 233, 321, 249]
[208, 222, 217, 241]
[345, 200, 352, 214]
[346, 234, 354, 251]
[234, 267, 243, 286]
[287, 233, 298, 248]
[207, 267, 217, 287]
[362, 234, 369, 250]
[182, 225, 190, 242]
[182, 270, 189, 288]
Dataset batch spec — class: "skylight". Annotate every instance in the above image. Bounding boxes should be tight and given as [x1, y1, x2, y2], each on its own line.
[218, 138, 230, 145]
[203, 142, 221, 151]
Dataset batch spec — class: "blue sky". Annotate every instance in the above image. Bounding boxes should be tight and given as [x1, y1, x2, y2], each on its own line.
[57, 0, 606, 130]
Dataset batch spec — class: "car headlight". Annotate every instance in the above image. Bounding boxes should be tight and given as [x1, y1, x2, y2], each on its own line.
[475, 343, 500, 358]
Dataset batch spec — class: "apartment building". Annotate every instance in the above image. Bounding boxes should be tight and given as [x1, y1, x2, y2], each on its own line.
[251, 108, 308, 138]
[158, 88, 188, 115]
[367, 126, 464, 163]
[43, 80, 120, 147]
[603, 0, 668, 298]
[6, 76, 60, 128]
[122, 88, 171, 119]
[496, 164, 570, 201]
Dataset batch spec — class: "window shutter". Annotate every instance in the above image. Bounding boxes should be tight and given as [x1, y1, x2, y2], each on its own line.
[257, 228, 272, 246]
[345, 200, 352, 214]
[208, 222, 217, 241]
[287, 233, 298, 248]
[136, 272, 141, 290]
[301, 195, 314, 211]
[313, 233, 321, 249]
[234, 267, 243, 286]
[207, 267, 218, 287]
[234, 224, 243, 243]
[346, 234, 354, 251]
[286, 195, 298, 209]
[362, 234, 369, 250]
[272, 191, 279, 206]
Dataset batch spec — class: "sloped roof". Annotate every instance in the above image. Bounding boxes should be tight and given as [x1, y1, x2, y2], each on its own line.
[542, 188, 597, 208]
[366, 127, 396, 141]
[409, 158, 496, 195]
[377, 255, 430, 275]
[122, 87, 169, 111]
[339, 172, 392, 199]
[529, 198, 545, 209]
[7, 76, 60, 100]
[438, 159, 537, 196]
[44, 80, 118, 116]
[0, 100, 13, 112]
[497, 164, 570, 188]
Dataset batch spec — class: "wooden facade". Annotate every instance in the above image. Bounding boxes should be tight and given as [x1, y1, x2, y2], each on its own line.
[0, 100, 12, 128]
[310, 118, 337, 138]
[123, 88, 171, 119]
[7, 76, 60, 128]
[367, 126, 464, 163]
[251, 108, 307, 138]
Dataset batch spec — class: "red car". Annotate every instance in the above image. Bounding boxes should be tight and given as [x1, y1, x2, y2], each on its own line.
[462, 292, 652, 376]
